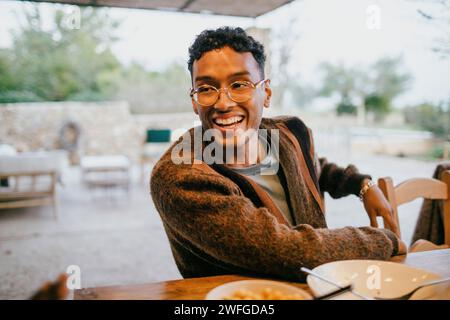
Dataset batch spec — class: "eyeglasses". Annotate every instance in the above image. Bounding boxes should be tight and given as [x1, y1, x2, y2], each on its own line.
[190, 79, 267, 107]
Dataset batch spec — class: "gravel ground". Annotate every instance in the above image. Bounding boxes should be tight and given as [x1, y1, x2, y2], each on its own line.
[0, 154, 442, 299]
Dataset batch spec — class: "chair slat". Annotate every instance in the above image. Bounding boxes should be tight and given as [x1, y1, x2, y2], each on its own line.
[395, 178, 447, 206]
[379, 170, 450, 248]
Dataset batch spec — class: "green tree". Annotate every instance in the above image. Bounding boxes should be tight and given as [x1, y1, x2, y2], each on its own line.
[318, 57, 411, 121]
[364, 94, 389, 120]
[363, 56, 411, 120]
[0, 5, 121, 102]
[317, 62, 369, 119]
[318, 62, 369, 101]
[0, 50, 15, 91]
[336, 100, 357, 115]
[404, 101, 450, 139]
[117, 61, 192, 114]
[371, 57, 411, 101]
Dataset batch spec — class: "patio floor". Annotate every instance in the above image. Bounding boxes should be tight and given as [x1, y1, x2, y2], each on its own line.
[0, 154, 442, 299]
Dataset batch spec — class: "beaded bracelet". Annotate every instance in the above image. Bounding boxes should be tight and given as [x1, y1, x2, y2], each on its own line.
[359, 180, 376, 201]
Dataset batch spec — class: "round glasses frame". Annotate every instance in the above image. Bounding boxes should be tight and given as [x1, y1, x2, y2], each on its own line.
[190, 79, 267, 107]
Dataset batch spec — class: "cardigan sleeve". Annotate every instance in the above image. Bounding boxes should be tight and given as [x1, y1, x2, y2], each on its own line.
[318, 157, 372, 198]
[306, 126, 371, 199]
[151, 157, 399, 281]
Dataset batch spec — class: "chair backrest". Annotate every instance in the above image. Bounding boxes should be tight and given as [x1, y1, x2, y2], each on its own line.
[145, 129, 171, 143]
[378, 170, 450, 246]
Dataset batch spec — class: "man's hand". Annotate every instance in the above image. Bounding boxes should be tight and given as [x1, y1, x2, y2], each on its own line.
[30, 273, 69, 300]
[397, 239, 407, 255]
[361, 179, 401, 237]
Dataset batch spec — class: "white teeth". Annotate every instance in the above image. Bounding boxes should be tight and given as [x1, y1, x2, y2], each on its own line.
[214, 116, 244, 126]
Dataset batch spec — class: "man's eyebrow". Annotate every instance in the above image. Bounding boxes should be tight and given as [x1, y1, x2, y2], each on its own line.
[194, 75, 215, 83]
[194, 71, 251, 83]
[229, 71, 251, 78]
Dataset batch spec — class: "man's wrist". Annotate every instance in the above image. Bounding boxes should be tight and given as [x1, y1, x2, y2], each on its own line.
[348, 173, 373, 196]
[360, 178, 372, 189]
[359, 179, 375, 201]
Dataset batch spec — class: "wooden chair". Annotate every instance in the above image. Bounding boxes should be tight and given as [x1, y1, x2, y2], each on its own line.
[378, 170, 450, 251]
[81, 155, 131, 201]
[140, 129, 171, 183]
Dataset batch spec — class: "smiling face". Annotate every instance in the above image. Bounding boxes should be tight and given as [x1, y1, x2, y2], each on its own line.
[191, 46, 271, 150]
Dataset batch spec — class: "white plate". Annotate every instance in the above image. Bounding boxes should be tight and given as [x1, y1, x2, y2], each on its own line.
[205, 280, 312, 300]
[307, 260, 450, 300]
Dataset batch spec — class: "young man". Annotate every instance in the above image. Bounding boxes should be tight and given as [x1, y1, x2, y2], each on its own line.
[151, 27, 406, 281]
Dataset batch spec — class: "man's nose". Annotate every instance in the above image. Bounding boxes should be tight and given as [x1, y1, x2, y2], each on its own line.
[214, 90, 235, 111]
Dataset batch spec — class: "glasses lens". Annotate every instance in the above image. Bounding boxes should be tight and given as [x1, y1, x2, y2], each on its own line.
[195, 86, 218, 106]
[229, 81, 254, 102]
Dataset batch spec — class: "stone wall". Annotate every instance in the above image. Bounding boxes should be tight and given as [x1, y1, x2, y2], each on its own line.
[1, 102, 439, 164]
[0, 101, 144, 162]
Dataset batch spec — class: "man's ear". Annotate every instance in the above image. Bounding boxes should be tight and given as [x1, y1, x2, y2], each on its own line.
[263, 79, 272, 108]
[190, 73, 199, 114]
[191, 98, 199, 114]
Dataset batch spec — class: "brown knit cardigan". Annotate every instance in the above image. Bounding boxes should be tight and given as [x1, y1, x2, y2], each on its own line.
[150, 116, 399, 281]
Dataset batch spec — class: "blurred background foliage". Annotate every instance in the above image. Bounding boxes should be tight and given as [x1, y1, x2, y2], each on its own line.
[404, 101, 450, 140]
[0, 4, 449, 135]
[317, 56, 412, 121]
[0, 6, 192, 113]
[0, 7, 121, 102]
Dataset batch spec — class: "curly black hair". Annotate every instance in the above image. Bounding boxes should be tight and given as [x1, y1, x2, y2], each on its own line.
[187, 27, 266, 79]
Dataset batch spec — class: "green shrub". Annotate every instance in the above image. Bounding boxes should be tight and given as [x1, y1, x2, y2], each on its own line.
[404, 102, 450, 139]
[429, 144, 444, 160]
[0, 91, 43, 103]
[337, 101, 357, 115]
[365, 94, 390, 120]
[67, 91, 109, 102]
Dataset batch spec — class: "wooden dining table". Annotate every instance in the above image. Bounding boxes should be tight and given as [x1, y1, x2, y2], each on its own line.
[74, 249, 450, 300]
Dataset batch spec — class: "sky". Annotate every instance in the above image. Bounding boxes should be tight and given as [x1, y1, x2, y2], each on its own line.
[0, 0, 449, 107]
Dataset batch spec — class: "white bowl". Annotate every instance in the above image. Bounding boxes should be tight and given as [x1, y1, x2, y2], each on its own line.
[205, 280, 312, 300]
[307, 260, 449, 300]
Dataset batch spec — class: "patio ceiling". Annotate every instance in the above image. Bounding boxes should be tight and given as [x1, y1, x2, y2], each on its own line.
[23, 0, 296, 18]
